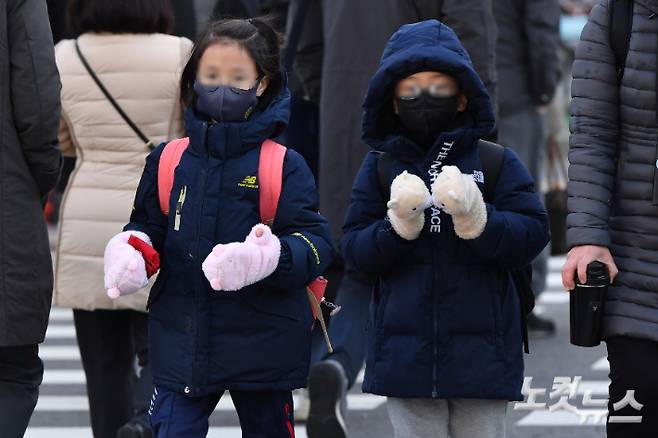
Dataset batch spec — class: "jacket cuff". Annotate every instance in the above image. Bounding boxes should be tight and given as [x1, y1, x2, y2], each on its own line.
[567, 227, 611, 250]
[375, 218, 419, 254]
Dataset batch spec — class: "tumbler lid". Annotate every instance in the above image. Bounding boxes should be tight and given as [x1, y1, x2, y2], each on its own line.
[580, 261, 610, 287]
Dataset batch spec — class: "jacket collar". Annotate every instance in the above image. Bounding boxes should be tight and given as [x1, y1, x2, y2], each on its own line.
[184, 86, 291, 160]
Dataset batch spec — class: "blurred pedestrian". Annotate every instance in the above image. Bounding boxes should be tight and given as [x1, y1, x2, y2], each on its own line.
[494, 0, 561, 335]
[53, 1, 192, 437]
[564, 0, 658, 435]
[0, 0, 62, 437]
[286, 1, 499, 436]
[342, 20, 549, 438]
[171, 0, 198, 40]
[104, 18, 333, 437]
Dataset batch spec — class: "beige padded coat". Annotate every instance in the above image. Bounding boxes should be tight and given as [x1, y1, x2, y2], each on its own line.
[53, 33, 192, 311]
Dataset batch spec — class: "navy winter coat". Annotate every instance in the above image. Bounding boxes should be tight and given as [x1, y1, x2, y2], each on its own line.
[124, 85, 334, 396]
[342, 20, 549, 401]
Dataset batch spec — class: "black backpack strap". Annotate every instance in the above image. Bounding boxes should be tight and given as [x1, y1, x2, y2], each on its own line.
[478, 139, 534, 354]
[477, 139, 505, 203]
[609, 0, 634, 81]
[376, 152, 395, 201]
[75, 40, 154, 151]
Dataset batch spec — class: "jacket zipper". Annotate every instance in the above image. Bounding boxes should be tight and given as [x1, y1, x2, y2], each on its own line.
[432, 251, 439, 398]
[173, 185, 187, 231]
[189, 125, 209, 396]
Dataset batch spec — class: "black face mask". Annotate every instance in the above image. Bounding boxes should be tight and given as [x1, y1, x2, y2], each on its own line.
[396, 93, 460, 147]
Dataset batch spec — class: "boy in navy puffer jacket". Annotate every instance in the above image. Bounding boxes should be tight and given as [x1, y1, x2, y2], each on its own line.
[341, 20, 549, 438]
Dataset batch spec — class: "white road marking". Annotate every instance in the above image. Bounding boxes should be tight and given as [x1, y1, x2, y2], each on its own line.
[39, 346, 80, 361]
[591, 357, 609, 372]
[25, 426, 307, 438]
[34, 394, 385, 412]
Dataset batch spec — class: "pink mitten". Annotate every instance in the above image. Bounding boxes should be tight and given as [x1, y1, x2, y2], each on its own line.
[104, 231, 151, 299]
[202, 224, 281, 291]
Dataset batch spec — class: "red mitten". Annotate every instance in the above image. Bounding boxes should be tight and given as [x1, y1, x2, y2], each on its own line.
[127, 235, 160, 278]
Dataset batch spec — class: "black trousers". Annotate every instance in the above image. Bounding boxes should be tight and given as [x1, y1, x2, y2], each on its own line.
[606, 336, 658, 437]
[0, 344, 43, 438]
[150, 388, 295, 438]
[73, 309, 152, 438]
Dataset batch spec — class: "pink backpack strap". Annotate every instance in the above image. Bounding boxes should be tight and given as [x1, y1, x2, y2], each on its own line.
[158, 138, 190, 215]
[258, 139, 287, 226]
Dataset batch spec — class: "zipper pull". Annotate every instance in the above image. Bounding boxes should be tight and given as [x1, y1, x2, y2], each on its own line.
[173, 185, 187, 231]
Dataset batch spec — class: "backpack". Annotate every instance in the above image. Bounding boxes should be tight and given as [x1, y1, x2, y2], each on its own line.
[609, 0, 634, 81]
[376, 140, 535, 354]
[157, 138, 337, 352]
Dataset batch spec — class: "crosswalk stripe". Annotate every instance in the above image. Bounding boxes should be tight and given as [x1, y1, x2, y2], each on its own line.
[43, 370, 85, 384]
[516, 410, 607, 426]
[45, 325, 76, 339]
[49, 308, 73, 321]
[546, 273, 564, 291]
[548, 257, 566, 271]
[591, 357, 610, 372]
[576, 380, 609, 395]
[39, 346, 80, 360]
[537, 291, 569, 304]
[34, 394, 384, 412]
[25, 426, 307, 438]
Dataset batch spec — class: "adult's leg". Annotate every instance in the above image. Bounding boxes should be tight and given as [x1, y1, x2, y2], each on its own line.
[149, 388, 221, 438]
[314, 266, 372, 387]
[606, 336, 658, 437]
[386, 397, 449, 438]
[0, 345, 43, 438]
[117, 310, 153, 437]
[231, 389, 295, 438]
[498, 107, 554, 335]
[131, 310, 152, 420]
[307, 267, 372, 438]
[497, 106, 549, 297]
[448, 398, 508, 438]
[73, 309, 133, 438]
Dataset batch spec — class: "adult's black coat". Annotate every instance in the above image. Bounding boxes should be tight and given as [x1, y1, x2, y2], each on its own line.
[493, 0, 560, 116]
[0, 0, 62, 346]
[289, 0, 498, 239]
[569, 0, 658, 342]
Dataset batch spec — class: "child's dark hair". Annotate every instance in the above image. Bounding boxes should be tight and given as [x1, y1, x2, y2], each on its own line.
[180, 17, 284, 112]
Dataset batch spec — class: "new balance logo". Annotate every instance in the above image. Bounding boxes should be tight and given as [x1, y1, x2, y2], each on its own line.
[238, 176, 258, 189]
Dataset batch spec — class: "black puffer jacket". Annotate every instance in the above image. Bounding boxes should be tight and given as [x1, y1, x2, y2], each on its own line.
[0, 0, 62, 346]
[569, 0, 658, 342]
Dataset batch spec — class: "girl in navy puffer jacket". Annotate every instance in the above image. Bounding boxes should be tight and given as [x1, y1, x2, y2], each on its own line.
[103, 18, 333, 438]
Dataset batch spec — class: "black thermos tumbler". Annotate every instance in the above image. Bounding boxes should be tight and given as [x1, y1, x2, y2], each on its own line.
[569, 261, 610, 347]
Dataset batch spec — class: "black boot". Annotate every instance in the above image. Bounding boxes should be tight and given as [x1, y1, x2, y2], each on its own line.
[306, 360, 348, 438]
[527, 312, 556, 336]
[116, 419, 153, 438]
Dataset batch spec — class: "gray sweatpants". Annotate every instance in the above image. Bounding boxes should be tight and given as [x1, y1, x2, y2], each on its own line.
[387, 398, 508, 438]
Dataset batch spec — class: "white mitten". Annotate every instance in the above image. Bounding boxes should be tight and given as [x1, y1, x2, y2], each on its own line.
[202, 224, 281, 291]
[431, 165, 487, 239]
[386, 171, 433, 240]
[103, 231, 151, 299]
